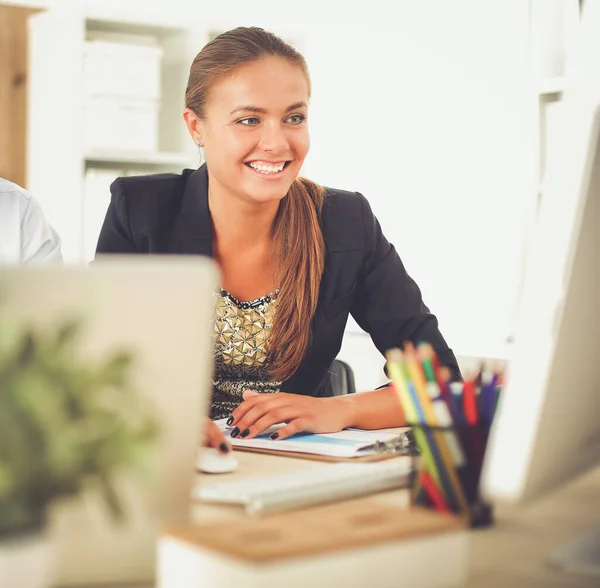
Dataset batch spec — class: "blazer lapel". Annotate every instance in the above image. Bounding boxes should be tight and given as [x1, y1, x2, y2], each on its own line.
[174, 165, 213, 256]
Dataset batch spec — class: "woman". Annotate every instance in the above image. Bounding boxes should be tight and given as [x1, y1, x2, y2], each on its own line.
[96, 26, 460, 453]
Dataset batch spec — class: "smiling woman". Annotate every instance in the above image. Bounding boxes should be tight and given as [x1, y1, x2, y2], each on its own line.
[95, 26, 461, 454]
[184, 50, 312, 205]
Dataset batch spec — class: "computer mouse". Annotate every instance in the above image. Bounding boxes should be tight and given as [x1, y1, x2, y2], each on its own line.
[197, 447, 239, 474]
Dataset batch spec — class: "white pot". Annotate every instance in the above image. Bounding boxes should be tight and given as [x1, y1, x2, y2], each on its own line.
[0, 531, 55, 588]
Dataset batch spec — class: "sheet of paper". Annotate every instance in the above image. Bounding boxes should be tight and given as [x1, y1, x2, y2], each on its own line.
[213, 418, 401, 458]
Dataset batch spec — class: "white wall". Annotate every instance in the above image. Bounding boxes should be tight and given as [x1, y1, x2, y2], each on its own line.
[304, 3, 533, 363]
[18, 0, 535, 385]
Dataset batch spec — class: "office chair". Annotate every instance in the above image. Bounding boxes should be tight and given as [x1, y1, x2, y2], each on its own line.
[329, 359, 356, 396]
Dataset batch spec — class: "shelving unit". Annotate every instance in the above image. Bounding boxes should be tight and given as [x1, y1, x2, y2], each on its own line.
[538, 76, 568, 96]
[84, 149, 195, 168]
[27, 7, 207, 262]
[504, 0, 583, 346]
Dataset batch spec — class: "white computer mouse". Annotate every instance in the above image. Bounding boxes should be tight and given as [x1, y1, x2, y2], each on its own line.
[197, 447, 239, 474]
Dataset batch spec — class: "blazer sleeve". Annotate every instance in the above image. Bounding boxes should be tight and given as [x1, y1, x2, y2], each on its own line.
[95, 179, 138, 254]
[350, 193, 462, 381]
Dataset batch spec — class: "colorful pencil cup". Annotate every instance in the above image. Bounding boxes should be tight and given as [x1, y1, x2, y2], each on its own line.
[385, 343, 502, 529]
[408, 422, 494, 528]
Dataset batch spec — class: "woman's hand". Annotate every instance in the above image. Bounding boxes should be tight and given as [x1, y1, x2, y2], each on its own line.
[227, 391, 354, 440]
[203, 417, 232, 454]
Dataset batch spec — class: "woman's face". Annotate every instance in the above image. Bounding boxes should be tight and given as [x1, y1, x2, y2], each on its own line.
[186, 56, 310, 205]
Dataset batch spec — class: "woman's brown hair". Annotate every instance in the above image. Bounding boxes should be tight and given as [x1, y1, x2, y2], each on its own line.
[185, 27, 325, 382]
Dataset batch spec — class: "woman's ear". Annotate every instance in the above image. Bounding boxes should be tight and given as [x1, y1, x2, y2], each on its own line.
[183, 108, 204, 144]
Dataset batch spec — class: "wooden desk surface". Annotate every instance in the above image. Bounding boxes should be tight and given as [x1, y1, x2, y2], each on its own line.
[192, 446, 600, 587]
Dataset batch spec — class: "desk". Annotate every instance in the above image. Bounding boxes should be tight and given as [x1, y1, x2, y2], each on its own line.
[189, 448, 600, 588]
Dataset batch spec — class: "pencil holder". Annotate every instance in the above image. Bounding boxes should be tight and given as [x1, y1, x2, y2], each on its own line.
[407, 422, 494, 528]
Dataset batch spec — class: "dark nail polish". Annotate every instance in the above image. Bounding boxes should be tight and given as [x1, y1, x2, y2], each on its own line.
[240, 429, 250, 438]
[226, 416, 234, 426]
[270, 432, 279, 440]
[231, 427, 240, 438]
[219, 443, 229, 454]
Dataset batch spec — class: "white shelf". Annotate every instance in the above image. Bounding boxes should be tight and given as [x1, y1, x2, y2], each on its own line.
[85, 149, 194, 168]
[27, 8, 209, 262]
[538, 76, 568, 95]
[86, 17, 186, 39]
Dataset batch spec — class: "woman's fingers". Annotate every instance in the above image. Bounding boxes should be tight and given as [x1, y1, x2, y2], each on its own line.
[271, 418, 310, 441]
[239, 407, 300, 439]
[230, 392, 286, 427]
[204, 419, 231, 454]
[230, 400, 290, 438]
[229, 391, 270, 425]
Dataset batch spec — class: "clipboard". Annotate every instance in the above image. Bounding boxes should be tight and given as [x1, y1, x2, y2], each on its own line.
[231, 444, 412, 463]
[214, 419, 417, 463]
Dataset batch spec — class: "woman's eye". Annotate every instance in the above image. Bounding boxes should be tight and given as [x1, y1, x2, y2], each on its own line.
[286, 114, 305, 124]
[238, 117, 260, 126]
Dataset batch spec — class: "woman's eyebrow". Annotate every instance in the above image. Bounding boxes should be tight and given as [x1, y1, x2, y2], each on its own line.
[230, 105, 267, 115]
[285, 101, 307, 111]
[229, 101, 307, 116]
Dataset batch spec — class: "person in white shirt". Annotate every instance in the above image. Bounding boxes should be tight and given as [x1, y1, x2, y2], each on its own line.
[0, 178, 62, 264]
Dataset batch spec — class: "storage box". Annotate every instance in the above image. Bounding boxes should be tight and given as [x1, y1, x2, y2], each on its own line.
[84, 98, 160, 153]
[84, 40, 162, 101]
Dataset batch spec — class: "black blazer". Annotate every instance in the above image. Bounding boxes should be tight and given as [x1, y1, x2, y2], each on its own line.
[96, 165, 461, 395]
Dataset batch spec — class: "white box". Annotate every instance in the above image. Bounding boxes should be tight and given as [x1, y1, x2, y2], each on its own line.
[84, 40, 162, 101]
[84, 98, 160, 153]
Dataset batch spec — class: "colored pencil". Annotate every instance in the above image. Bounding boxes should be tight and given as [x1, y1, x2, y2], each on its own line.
[420, 470, 451, 513]
[462, 374, 478, 425]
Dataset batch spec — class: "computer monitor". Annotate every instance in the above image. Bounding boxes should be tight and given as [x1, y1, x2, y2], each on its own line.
[0, 257, 217, 586]
[481, 84, 600, 575]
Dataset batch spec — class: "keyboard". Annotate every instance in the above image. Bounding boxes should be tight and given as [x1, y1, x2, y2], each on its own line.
[193, 459, 413, 515]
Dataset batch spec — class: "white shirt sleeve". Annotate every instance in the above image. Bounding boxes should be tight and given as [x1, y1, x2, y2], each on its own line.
[0, 179, 63, 265]
[20, 194, 63, 264]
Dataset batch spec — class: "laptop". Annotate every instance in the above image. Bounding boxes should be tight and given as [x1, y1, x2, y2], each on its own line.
[0, 256, 218, 586]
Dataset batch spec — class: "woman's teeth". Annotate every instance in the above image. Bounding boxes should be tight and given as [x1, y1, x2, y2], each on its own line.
[248, 162, 286, 174]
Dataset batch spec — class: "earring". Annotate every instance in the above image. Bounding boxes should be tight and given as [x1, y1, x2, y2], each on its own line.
[196, 140, 205, 167]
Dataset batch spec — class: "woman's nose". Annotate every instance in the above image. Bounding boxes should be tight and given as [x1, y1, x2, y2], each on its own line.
[258, 122, 290, 153]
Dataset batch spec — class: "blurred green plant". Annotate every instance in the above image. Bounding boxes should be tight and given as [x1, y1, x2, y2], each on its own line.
[0, 315, 160, 540]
